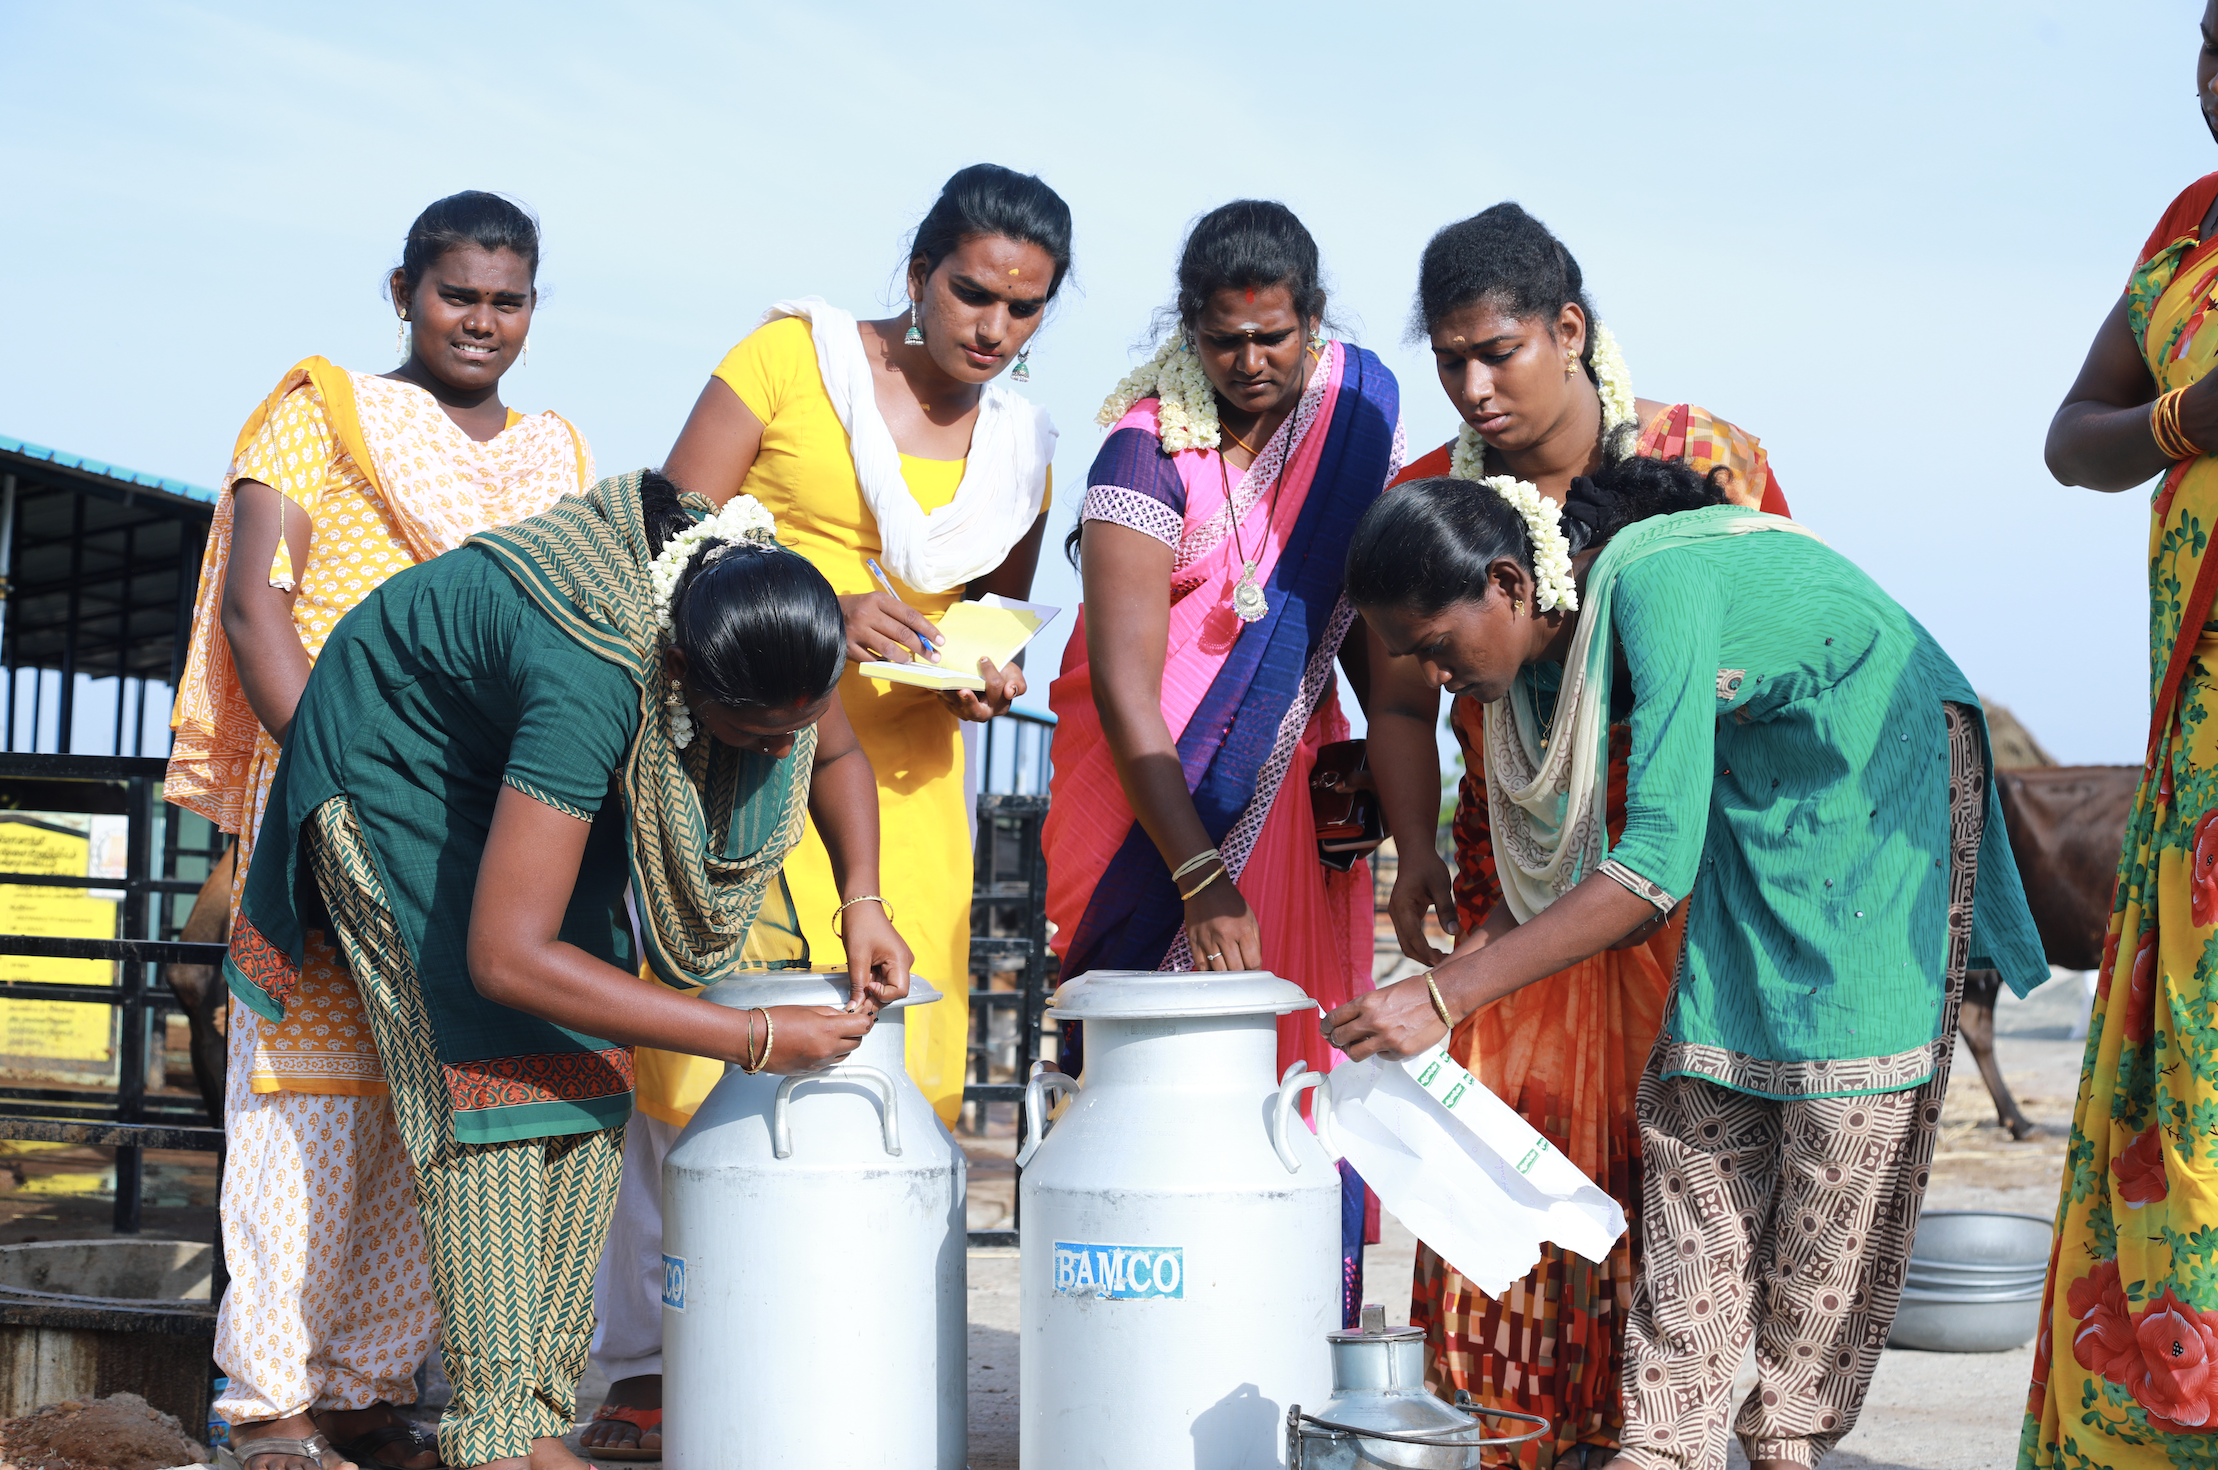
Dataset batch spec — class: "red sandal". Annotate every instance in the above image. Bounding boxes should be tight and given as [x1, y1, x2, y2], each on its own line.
[583, 1403, 663, 1462]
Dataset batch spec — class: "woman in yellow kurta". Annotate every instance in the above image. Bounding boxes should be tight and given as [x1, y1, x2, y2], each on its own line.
[167, 192, 593, 1470]
[2022, 23, 2218, 1461]
[581, 163, 1068, 1459]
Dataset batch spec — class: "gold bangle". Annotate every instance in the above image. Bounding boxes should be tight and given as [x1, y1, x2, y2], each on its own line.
[1425, 971, 1456, 1028]
[757, 1008, 774, 1072]
[2154, 387, 2205, 460]
[831, 895, 892, 939]
[1171, 847, 1223, 882]
[1180, 866, 1227, 902]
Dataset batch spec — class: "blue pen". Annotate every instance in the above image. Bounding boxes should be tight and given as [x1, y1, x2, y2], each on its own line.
[865, 558, 938, 658]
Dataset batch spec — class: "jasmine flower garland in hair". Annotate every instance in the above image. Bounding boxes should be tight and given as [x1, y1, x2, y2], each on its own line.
[649, 493, 780, 747]
[1094, 331, 1220, 452]
[1483, 477, 1580, 614]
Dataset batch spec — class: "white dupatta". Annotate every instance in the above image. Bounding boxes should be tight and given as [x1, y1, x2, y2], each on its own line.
[763, 297, 1057, 592]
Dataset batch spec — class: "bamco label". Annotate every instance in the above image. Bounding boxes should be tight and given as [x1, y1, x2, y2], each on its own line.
[1052, 1242, 1184, 1300]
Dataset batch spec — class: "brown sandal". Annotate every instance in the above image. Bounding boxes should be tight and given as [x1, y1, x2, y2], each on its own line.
[583, 1403, 663, 1461]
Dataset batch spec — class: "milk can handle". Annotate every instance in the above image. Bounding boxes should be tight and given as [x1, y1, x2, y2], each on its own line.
[1271, 1065, 1334, 1174]
[772, 1065, 901, 1159]
[1016, 1070, 1079, 1168]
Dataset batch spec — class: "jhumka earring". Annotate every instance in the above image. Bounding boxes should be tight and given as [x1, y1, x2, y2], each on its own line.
[396, 315, 410, 357]
[903, 301, 924, 347]
[520, 338, 530, 367]
[1564, 351, 1578, 378]
[1011, 345, 1031, 383]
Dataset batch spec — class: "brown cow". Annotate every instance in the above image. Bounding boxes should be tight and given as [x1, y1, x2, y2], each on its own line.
[162, 842, 234, 1121]
[1958, 764, 2139, 1140]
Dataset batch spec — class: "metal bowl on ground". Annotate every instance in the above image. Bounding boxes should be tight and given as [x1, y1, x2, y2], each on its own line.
[1906, 1263, 2049, 1293]
[1888, 1282, 2043, 1352]
[1906, 1211, 2052, 1268]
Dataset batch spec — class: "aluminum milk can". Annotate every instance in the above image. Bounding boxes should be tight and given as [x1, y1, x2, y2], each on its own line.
[1018, 969, 1340, 1469]
[1286, 1306, 1547, 1468]
[662, 973, 965, 1469]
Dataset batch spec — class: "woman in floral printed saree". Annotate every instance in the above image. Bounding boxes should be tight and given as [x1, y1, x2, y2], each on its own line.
[1365, 204, 1788, 1468]
[2022, 10, 2218, 1461]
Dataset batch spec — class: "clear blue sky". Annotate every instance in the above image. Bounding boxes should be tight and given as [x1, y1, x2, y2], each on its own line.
[0, 0, 2199, 762]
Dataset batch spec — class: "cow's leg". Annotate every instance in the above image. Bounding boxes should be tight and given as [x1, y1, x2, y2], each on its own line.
[1959, 968, 2037, 1140]
[164, 843, 234, 1121]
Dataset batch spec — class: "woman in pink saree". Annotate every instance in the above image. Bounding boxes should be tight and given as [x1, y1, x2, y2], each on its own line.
[1045, 201, 1401, 1320]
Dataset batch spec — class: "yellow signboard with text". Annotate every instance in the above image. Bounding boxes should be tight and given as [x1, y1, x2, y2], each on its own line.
[0, 819, 116, 1071]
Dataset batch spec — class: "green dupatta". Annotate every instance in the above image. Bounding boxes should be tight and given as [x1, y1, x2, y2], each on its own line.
[1482, 504, 1823, 919]
[469, 471, 816, 987]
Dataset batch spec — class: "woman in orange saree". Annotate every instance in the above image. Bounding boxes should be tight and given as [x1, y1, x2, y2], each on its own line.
[1367, 204, 1786, 1469]
[2021, 16, 2218, 1461]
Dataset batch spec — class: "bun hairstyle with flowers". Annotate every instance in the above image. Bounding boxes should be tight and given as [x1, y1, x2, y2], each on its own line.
[638, 470, 845, 714]
[396, 190, 542, 292]
[1344, 458, 1728, 617]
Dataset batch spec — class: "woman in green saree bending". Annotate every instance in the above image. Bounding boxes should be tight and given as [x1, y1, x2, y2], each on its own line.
[221, 469, 908, 1470]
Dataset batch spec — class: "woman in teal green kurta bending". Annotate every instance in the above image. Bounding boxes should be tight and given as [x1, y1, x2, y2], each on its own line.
[222, 469, 911, 1470]
[1326, 458, 2047, 1470]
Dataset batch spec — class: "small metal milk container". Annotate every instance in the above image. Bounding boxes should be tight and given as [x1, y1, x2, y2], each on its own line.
[1287, 1305, 1548, 1468]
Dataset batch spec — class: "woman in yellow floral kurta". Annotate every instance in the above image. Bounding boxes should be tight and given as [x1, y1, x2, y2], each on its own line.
[2022, 47, 2218, 1462]
[167, 192, 591, 1470]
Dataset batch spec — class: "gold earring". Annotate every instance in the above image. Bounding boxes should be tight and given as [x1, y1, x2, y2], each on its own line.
[1511, 596, 1523, 614]
[1564, 351, 1577, 378]
[396, 314, 410, 358]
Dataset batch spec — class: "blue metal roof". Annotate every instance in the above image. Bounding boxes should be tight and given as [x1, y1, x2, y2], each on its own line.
[0, 434, 216, 503]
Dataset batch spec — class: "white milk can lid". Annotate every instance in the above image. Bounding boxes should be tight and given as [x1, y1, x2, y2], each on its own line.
[699, 970, 943, 1013]
[1047, 969, 1315, 1021]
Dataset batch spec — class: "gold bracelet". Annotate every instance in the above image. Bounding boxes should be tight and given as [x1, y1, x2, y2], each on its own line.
[2154, 387, 2206, 460]
[1180, 866, 1227, 902]
[757, 1008, 774, 1072]
[831, 895, 892, 939]
[1170, 847, 1223, 883]
[1425, 971, 1456, 1029]
[738, 1007, 766, 1074]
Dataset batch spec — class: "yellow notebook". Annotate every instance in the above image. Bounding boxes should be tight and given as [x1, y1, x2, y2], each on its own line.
[858, 594, 1060, 692]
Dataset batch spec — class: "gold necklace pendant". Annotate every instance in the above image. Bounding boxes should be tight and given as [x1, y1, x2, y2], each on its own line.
[1232, 561, 1269, 622]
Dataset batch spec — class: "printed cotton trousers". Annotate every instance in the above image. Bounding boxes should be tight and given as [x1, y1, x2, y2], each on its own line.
[1615, 1074, 1947, 1469]
[212, 999, 438, 1424]
[1617, 701, 1979, 1469]
[310, 799, 624, 1466]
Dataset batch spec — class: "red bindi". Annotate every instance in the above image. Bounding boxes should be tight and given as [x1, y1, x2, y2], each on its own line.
[1244, 287, 1256, 304]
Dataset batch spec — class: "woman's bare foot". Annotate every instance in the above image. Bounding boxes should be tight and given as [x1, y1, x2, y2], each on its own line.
[235, 1414, 356, 1470]
[315, 1404, 440, 1469]
[449, 1438, 583, 1470]
[577, 1373, 661, 1456]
